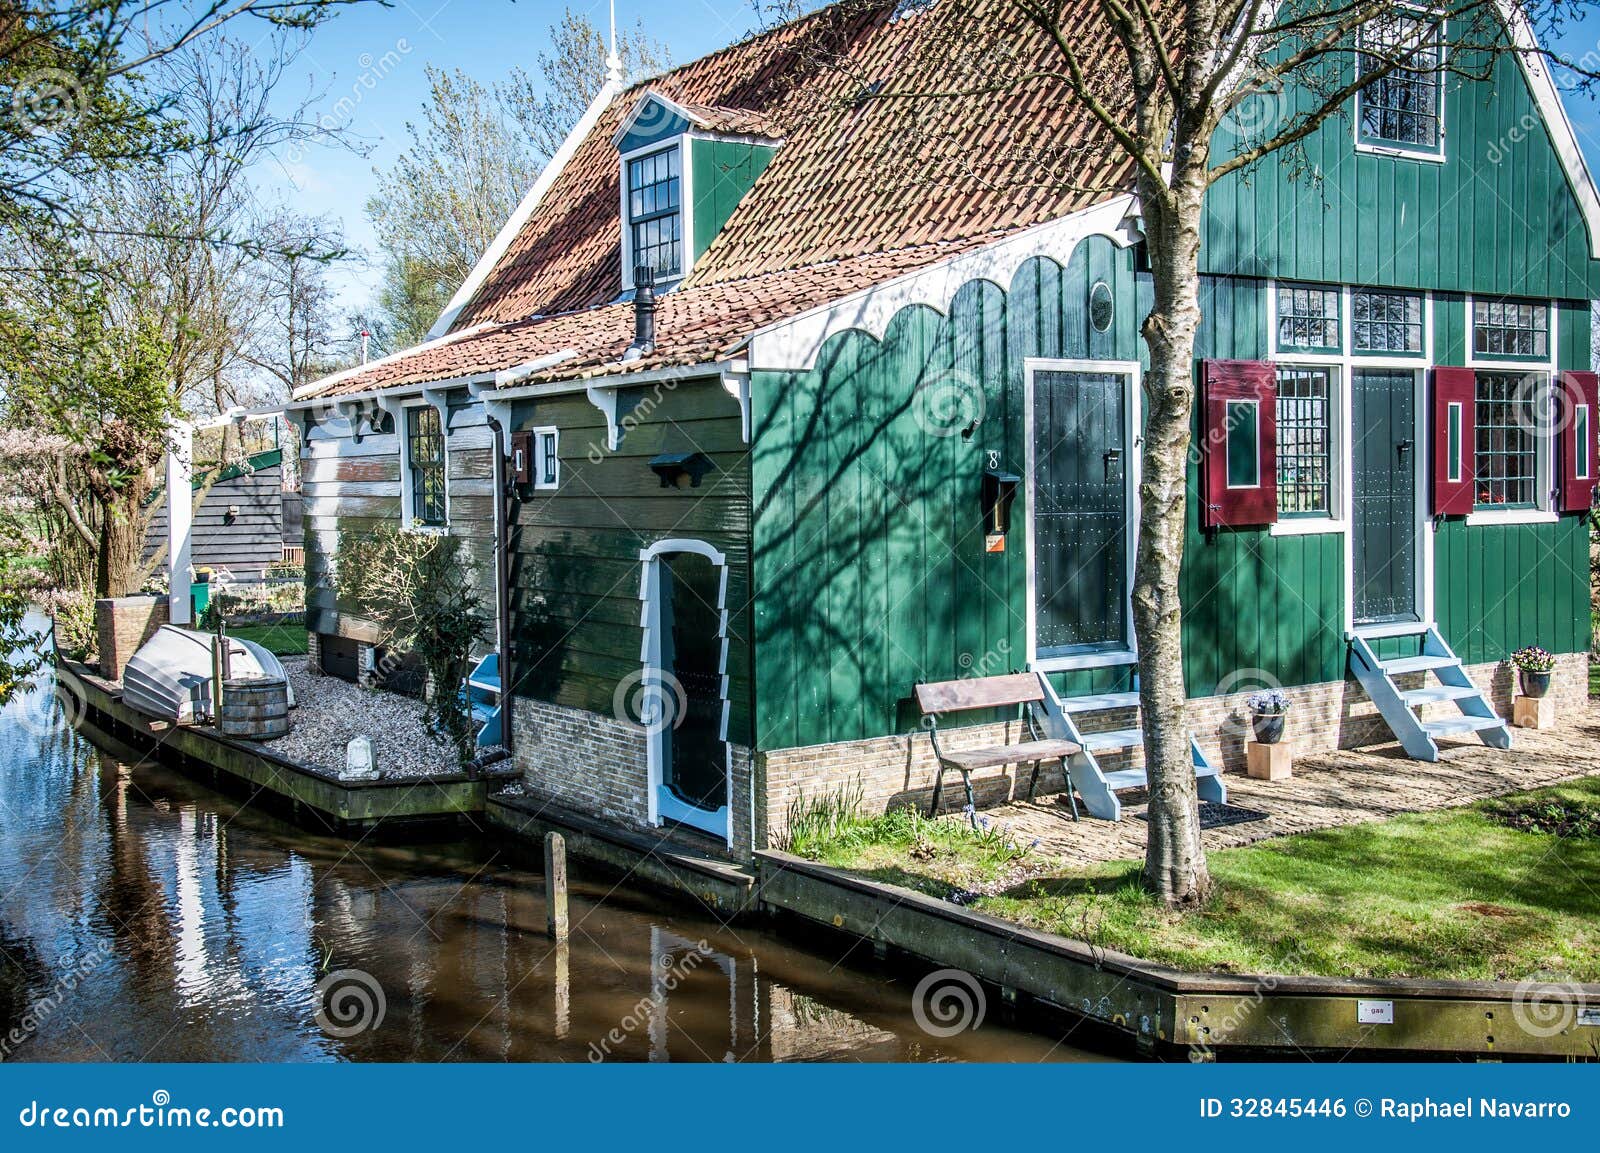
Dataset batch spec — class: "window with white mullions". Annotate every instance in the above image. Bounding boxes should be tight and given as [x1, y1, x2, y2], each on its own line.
[1358, 12, 1443, 152]
[1352, 289, 1424, 354]
[1275, 285, 1341, 352]
[627, 148, 682, 278]
[1474, 372, 1541, 509]
[1472, 298, 1549, 359]
[1276, 367, 1333, 516]
[406, 405, 447, 526]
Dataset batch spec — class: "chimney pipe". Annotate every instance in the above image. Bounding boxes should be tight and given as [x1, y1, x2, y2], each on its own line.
[630, 265, 656, 358]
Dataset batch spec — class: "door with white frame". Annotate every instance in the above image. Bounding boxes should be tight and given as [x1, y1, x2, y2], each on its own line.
[638, 539, 731, 842]
[1024, 359, 1141, 669]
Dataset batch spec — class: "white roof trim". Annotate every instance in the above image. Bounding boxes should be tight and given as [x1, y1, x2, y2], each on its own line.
[290, 324, 497, 401]
[425, 77, 625, 341]
[1501, 3, 1600, 259]
[745, 195, 1143, 373]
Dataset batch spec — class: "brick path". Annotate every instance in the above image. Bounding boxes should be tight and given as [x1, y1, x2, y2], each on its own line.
[983, 707, 1600, 866]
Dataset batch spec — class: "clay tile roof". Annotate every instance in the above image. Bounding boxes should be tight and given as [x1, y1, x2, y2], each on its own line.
[299, 0, 1134, 400]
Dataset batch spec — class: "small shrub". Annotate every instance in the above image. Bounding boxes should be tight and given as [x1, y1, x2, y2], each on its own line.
[1489, 798, 1600, 839]
[40, 588, 95, 664]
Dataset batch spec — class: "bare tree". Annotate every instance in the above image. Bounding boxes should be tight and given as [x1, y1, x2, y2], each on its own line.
[767, 0, 1597, 905]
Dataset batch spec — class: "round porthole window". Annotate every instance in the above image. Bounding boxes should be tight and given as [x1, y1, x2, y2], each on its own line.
[1089, 280, 1114, 333]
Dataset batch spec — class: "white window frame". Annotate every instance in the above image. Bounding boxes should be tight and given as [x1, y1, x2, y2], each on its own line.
[1022, 357, 1143, 672]
[619, 139, 692, 293]
[1463, 297, 1559, 525]
[1266, 280, 1347, 537]
[1267, 282, 1434, 635]
[530, 425, 560, 490]
[1353, 9, 1447, 164]
[400, 397, 450, 531]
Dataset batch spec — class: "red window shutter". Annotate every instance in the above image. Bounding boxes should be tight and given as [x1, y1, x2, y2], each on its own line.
[1201, 359, 1277, 528]
[1430, 367, 1476, 515]
[1558, 370, 1599, 513]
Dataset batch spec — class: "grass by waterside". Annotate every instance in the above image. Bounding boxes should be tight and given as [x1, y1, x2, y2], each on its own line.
[788, 777, 1600, 983]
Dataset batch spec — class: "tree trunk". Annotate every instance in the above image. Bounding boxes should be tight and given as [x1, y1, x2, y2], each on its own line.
[1132, 167, 1211, 907]
[95, 492, 148, 599]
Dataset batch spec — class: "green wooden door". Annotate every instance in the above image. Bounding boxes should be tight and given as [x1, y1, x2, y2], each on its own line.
[1033, 370, 1130, 654]
[1351, 368, 1420, 625]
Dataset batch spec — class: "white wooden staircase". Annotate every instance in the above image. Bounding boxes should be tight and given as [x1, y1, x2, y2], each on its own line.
[1033, 677, 1226, 821]
[1347, 626, 1512, 760]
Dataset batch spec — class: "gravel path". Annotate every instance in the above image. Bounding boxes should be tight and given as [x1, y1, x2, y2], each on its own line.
[272, 657, 463, 777]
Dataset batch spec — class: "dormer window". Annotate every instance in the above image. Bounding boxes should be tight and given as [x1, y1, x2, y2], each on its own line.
[627, 147, 683, 280]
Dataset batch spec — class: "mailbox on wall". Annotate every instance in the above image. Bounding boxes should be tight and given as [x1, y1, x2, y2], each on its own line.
[510, 430, 533, 485]
[981, 466, 1020, 552]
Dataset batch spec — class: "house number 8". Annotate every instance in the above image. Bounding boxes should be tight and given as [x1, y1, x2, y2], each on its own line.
[987, 450, 1000, 469]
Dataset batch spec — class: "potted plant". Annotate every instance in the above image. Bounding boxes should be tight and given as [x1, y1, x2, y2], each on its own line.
[1247, 689, 1291, 745]
[1510, 645, 1555, 699]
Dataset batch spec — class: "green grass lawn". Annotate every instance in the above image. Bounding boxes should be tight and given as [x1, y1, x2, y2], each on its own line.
[224, 623, 308, 657]
[791, 777, 1600, 982]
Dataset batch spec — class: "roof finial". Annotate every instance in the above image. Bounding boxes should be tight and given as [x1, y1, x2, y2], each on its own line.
[606, 0, 623, 87]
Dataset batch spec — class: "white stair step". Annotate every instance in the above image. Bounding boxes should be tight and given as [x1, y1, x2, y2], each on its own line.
[1082, 727, 1144, 751]
[1100, 768, 1149, 790]
[1421, 715, 1506, 738]
[1399, 684, 1481, 707]
[1058, 691, 1141, 713]
[1381, 654, 1459, 675]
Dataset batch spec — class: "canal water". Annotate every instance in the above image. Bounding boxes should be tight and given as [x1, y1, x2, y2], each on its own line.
[1, 638, 1105, 1062]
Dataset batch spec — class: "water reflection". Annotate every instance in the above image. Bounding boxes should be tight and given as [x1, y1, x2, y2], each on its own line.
[1, 649, 1102, 1063]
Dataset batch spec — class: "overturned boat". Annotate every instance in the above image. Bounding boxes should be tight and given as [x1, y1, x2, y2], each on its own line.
[121, 625, 296, 725]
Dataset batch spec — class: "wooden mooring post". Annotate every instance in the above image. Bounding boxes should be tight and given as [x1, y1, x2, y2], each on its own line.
[544, 832, 568, 940]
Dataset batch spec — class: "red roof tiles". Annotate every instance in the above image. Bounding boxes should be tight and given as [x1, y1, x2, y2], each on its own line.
[301, 0, 1133, 399]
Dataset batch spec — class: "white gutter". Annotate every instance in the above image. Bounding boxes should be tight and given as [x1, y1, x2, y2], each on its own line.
[493, 349, 580, 388]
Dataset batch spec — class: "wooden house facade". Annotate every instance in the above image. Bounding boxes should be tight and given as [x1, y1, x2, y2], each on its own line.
[287, 1, 1600, 852]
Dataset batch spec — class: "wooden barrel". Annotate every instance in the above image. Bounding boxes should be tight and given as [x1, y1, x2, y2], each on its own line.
[219, 676, 290, 740]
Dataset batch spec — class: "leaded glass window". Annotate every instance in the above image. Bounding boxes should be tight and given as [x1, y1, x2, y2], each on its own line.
[1276, 285, 1341, 352]
[1277, 367, 1333, 516]
[1352, 289, 1423, 354]
[1472, 299, 1549, 359]
[1474, 372, 1541, 509]
[1358, 14, 1443, 152]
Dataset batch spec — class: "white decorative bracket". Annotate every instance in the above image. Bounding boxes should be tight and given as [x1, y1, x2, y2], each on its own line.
[468, 379, 515, 455]
[721, 360, 751, 443]
[587, 383, 628, 452]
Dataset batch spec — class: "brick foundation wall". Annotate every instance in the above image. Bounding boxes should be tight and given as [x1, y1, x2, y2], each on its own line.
[94, 596, 170, 682]
[511, 696, 756, 856]
[758, 653, 1591, 847]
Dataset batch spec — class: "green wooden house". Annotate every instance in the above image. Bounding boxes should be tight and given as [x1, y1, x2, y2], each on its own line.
[289, 0, 1600, 850]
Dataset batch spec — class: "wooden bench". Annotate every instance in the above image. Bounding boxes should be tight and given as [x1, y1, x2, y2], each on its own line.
[914, 673, 1082, 825]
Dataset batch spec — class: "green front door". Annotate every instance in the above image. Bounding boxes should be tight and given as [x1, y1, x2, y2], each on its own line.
[1032, 369, 1130, 654]
[1351, 368, 1420, 625]
[658, 552, 727, 819]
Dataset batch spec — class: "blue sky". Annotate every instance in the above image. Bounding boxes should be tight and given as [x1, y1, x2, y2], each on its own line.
[263, 0, 764, 318]
[256, 1, 1600, 323]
